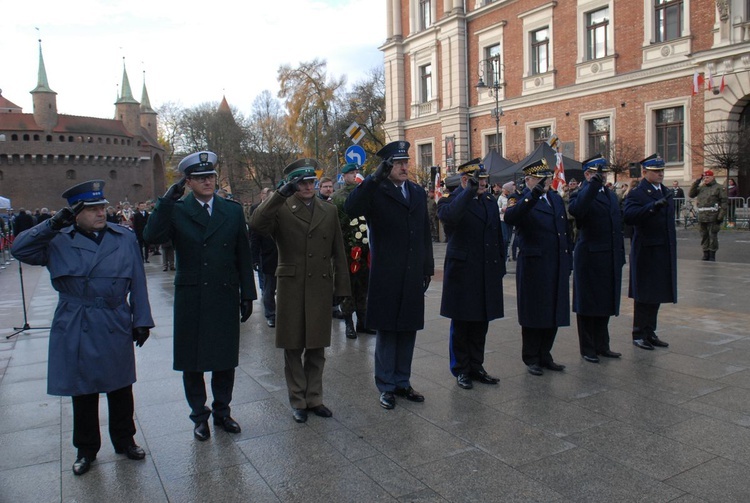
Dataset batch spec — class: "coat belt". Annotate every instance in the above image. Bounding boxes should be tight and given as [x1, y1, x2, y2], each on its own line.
[59, 293, 126, 309]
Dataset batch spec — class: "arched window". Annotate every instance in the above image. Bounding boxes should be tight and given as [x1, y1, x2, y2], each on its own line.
[33, 134, 40, 141]
[106, 138, 111, 144]
[46, 135, 52, 141]
[11, 134, 18, 141]
[22, 134, 30, 141]
[109, 170, 117, 179]
[59, 135, 65, 142]
[66, 169, 76, 180]
[0, 170, 3, 180]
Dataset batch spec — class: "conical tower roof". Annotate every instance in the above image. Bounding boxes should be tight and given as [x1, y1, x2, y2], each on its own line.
[30, 39, 56, 94]
[218, 95, 232, 114]
[140, 71, 156, 114]
[116, 58, 139, 105]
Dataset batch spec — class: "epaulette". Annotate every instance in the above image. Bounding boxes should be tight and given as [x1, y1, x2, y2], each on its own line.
[117, 224, 134, 232]
[225, 198, 242, 206]
[441, 193, 451, 198]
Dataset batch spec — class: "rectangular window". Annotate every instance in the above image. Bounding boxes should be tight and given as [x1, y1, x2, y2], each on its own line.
[587, 118, 610, 157]
[655, 0, 683, 43]
[586, 7, 609, 60]
[532, 126, 551, 149]
[655, 107, 684, 162]
[531, 28, 549, 75]
[419, 144, 433, 169]
[486, 133, 503, 156]
[419, 0, 432, 31]
[484, 44, 501, 88]
[420, 64, 432, 103]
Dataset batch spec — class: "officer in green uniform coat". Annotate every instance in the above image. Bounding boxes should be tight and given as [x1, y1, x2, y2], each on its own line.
[331, 162, 374, 339]
[143, 151, 256, 441]
[688, 169, 728, 261]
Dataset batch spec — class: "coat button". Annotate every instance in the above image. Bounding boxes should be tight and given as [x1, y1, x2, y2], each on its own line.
[204, 282, 208, 285]
[308, 273, 312, 277]
[308, 253, 313, 257]
[322, 274, 327, 278]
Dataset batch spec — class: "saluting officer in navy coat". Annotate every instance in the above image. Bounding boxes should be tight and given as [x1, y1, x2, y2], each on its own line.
[568, 155, 625, 363]
[504, 159, 572, 376]
[143, 151, 256, 441]
[12, 180, 154, 476]
[438, 159, 505, 390]
[623, 154, 676, 350]
[344, 141, 434, 410]
[250, 159, 350, 424]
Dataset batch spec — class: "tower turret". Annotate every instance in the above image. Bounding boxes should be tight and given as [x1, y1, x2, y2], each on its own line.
[30, 39, 58, 131]
[115, 59, 141, 136]
[140, 71, 158, 140]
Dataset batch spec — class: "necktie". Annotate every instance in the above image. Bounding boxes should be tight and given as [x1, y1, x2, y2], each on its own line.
[203, 202, 211, 216]
[401, 184, 409, 201]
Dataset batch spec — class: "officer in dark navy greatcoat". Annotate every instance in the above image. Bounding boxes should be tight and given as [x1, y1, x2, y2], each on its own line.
[568, 154, 625, 363]
[438, 158, 505, 389]
[504, 158, 572, 376]
[623, 154, 677, 350]
[344, 141, 434, 410]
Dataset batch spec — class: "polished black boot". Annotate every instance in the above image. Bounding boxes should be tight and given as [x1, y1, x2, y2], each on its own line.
[344, 315, 357, 339]
[709, 251, 716, 262]
[702, 250, 710, 261]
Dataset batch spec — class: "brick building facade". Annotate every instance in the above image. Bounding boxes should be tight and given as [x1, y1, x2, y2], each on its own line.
[0, 42, 165, 210]
[381, 0, 750, 192]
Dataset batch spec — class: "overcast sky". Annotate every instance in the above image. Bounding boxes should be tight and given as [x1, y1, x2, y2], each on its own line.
[2, 0, 386, 119]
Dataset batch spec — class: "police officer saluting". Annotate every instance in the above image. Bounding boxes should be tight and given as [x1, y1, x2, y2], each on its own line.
[438, 159, 505, 389]
[568, 154, 625, 363]
[12, 180, 154, 475]
[623, 154, 677, 350]
[688, 169, 728, 261]
[504, 158, 571, 376]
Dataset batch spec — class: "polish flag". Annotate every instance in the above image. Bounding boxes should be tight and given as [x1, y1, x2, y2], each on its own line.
[692, 70, 704, 96]
[434, 172, 442, 202]
[551, 152, 566, 193]
[706, 67, 714, 91]
[720, 74, 726, 93]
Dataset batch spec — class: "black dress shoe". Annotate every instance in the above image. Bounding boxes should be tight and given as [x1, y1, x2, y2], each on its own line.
[582, 355, 600, 363]
[214, 416, 241, 433]
[456, 373, 473, 389]
[597, 349, 621, 358]
[193, 421, 211, 441]
[379, 392, 396, 409]
[394, 386, 425, 402]
[292, 408, 308, 423]
[648, 335, 669, 348]
[633, 338, 654, 350]
[471, 370, 500, 385]
[115, 444, 146, 460]
[266, 318, 275, 328]
[527, 364, 543, 376]
[307, 404, 333, 417]
[356, 323, 376, 335]
[72, 456, 94, 476]
[542, 361, 566, 371]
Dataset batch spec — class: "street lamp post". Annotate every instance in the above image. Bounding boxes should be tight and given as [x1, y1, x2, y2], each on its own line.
[476, 56, 504, 155]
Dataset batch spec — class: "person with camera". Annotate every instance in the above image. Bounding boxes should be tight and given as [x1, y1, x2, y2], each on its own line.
[438, 159, 505, 389]
[12, 180, 154, 476]
[344, 141, 434, 409]
[250, 158, 350, 423]
[623, 154, 677, 350]
[504, 158, 572, 376]
[568, 155, 625, 363]
[144, 151, 256, 441]
[688, 169, 728, 261]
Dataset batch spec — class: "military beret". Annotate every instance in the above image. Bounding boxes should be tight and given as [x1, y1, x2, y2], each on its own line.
[340, 163, 359, 174]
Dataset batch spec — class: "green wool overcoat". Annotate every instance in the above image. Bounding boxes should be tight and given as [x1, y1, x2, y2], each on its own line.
[250, 191, 350, 350]
[143, 193, 256, 371]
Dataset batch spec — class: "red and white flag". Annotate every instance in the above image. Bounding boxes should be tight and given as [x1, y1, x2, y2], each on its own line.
[434, 172, 442, 202]
[692, 70, 704, 96]
[720, 74, 726, 93]
[551, 152, 566, 193]
[706, 67, 714, 91]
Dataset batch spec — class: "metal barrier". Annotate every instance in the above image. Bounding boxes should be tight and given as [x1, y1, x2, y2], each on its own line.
[673, 197, 750, 229]
[727, 197, 748, 229]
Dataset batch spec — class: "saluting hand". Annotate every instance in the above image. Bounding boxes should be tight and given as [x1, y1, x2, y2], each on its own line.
[372, 158, 394, 183]
[278, 173, 305, 198]
[531, 177, 548, 199]
[49, 201, 85, 231]
[164, 178, 187, 201]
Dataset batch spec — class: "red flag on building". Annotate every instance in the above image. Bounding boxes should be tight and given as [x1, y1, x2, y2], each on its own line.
[551, 151, 566, 193]
[692, 70, 704, 96]
[720, 74, 726, 93]
[706, 67, 714, 91]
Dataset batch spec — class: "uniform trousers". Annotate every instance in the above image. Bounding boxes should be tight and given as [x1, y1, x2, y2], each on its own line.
[699, 221, 721, 251]
[72, 385, 136, 458]
[576, 314, 611, 357]
[262, 273, 277, 321]
[182, 369, 235, 423]
[340, 272, 368, 322]
[521, 327, 558, 366]
[137, 236, 149, 262]
[632, 301, 660, 340]
[283, 348, 325, 409]
[375, 330, 417, 392]
[449, 320, 490, 376]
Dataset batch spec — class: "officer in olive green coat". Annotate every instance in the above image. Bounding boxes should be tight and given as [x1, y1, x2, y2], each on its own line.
[688, 169, 728, 261]
[143, 151, 256, 441]
[250, 158, 350, 424]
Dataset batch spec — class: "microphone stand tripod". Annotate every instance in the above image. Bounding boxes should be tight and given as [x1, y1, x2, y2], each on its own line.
[7, 261, 50, 339]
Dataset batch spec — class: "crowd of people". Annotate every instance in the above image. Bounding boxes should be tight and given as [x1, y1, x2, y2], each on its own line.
[7, 142, 738, 477]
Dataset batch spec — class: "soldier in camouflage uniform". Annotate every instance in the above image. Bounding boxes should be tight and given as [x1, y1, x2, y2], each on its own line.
[332, 163, 374, 339]
[688, 169, 728, 261]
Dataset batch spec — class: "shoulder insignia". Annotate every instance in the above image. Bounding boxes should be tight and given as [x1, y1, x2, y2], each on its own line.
[117, 224, 134, 232]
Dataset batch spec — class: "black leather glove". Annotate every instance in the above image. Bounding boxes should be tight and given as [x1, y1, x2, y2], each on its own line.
[240, 300, 253, 322]
[465, 172, 480, 192]
[531, 177, 547, 199]
[372, 159, 394, 183]
[164, 178, 187, 201]
[423, 276, 431, 293]
[589, 172, 604, 185]
[49, 201, 85, 230]
[653, 197, 668, 210]
[132, 327, 150, 347]
[278, 174, 305, 198]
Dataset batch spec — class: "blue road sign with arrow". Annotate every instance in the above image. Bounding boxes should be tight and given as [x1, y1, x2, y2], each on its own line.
[345, 145, 366, 167]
